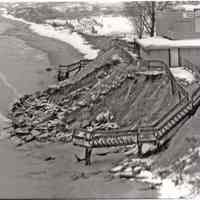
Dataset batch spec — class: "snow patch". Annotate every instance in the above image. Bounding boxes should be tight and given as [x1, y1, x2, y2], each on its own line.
[30, 23, 99, 59]
[2, 12, 99, 59]
[46, 19, 67, 26]
[67, 15, 134, 35]
[137, 168, 194, 199]
[170, 67, 195, 83]
[159, 177, 193, 199]
[136, 36, 200, 49]
[138, 170, 162, 185]
[67, 15, 135, 41]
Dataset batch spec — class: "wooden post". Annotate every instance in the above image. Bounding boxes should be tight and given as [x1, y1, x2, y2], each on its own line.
[65, 71, 69, 79]
[85, 132, 92, 165]
[138, 142, 142, 157]
[178, 91, 182, 102]
[57, 69, 62, 81]
[137, 128, 142, 156]
[156, 138, 160, 150]
[171, 79, 175, 96]
[85, 147, 92, 166]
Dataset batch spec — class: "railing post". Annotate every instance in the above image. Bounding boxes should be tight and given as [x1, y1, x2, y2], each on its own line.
[137, 128, 142, 157]
[85, 147, 92, 166]
[84, 131, 93, 166]
[154, 131, 160, 150]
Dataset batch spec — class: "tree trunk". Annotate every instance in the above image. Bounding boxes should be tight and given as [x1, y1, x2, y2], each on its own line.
[150, 2, 156, 37]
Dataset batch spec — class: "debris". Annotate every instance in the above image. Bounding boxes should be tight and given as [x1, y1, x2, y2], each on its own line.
[8, 41, 185, 151]
[45, 67, 52, 72]
[44, 156, 56, 161]
[74, 154, 85, 162]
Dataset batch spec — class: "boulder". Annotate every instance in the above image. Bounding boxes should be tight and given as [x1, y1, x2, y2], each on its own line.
[15, 128, 29, 136]
[70, 121, 81, 129]
[25, 135, 35, 142]
[81, 120, 90, 128]
[31, 130, 41, 137]
[11, 136, 24, 146]
[37, 133, 50, 141]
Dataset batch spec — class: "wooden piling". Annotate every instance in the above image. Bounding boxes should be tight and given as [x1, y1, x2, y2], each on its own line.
[85, 147, 92, 166]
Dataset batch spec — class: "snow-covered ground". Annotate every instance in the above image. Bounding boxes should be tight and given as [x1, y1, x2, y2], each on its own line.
[170, 67, 195, 83]
[53, 3, 93, 13]
[136, 36, 200, 49]
[1, 11, 99, 59]
[66, 15, 135, 41]
[142, 147, 200, 199]
[110, 145, 200, 199]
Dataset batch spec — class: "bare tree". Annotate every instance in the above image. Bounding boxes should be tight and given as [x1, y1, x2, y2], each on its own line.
[135, 1, 169, 38]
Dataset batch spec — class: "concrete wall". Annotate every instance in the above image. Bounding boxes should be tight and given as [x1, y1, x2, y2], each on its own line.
[180, 48, 200, 66]
[140, 47, 200, 68]
[156, 11, 183, 36]
[140, 48, 170, 66]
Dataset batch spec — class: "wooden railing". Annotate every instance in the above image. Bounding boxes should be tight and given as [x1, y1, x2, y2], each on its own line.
[71, 59, 200, 165]
[183, 59, 200, 80]
[57, 59, 93, 81]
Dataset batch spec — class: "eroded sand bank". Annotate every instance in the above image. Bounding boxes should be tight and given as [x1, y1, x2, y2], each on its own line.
[0, 14, 158, 199]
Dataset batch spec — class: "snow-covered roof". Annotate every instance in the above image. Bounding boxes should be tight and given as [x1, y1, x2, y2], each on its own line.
[136, 37, 200, 50]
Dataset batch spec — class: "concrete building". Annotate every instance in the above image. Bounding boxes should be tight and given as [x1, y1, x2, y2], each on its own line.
[135, 8, 200, 67]
[135, 37, 200, 67]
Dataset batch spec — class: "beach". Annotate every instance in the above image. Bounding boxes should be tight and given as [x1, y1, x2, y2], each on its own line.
[0, 12, 159, 198]
[0, 15, 84, 116]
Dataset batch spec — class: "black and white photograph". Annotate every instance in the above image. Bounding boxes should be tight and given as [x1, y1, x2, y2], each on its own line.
[0, 0, 200, 199]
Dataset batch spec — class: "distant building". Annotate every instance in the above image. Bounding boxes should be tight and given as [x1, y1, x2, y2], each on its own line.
[135, 37, 200, 67]
[156, 9, 200, 40]
[135, 8, 200, 67]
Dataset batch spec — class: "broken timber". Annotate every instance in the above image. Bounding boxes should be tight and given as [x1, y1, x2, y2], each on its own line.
[71, 60, 200, 165]
[57, 59, 93, 81]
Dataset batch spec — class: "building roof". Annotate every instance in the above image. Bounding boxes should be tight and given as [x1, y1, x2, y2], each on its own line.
[136, 37, 200, 50]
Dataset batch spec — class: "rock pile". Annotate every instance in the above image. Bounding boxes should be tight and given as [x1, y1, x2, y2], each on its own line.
[9, 93, 70, 144]
[8, 60, 130, 145]
[8, 44, 179, 147]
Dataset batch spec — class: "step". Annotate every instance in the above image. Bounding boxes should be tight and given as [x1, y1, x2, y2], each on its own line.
[162, 126, 168, 132]
[182, 109, 188, 114]
[183, 106, 189, 111]
[161, 128, 166, 134]
[168, 120, 174, 127]
[176, 113, 182, 119]
[157, 130, 162, 136]
[179, 111, 185, 117]
[173, 116, 180, 122]
[170, 119, 177, 125]
[165, 123, 170, 130]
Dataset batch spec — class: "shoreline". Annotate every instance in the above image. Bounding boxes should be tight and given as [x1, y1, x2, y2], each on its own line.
[1, 12, 99, 61]
[0, 15, 84, 67]
[0, 11, 159, 199]
[0, 14, 84, 117]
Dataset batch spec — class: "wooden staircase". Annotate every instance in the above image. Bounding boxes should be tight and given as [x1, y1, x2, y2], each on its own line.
[57, 59, 93, 81]
[70, 60, 200, 165]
